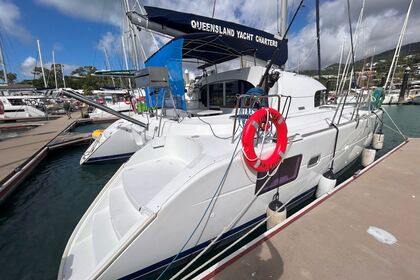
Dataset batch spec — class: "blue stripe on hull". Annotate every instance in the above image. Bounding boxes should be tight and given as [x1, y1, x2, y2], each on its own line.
[84, 152, 135, 163]
[118, 186, 317, 280]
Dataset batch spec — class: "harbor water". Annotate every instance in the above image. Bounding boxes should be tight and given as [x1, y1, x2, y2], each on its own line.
[0, 105, 419, 280]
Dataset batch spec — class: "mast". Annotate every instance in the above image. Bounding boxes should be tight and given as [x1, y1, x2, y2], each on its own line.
[335, 41, 344, 93]
[315, 0, 322, 80]
[124, 0, 141, 69]
[62, 65, 67, 88]
[103, 47, 116, 87]
[280, 0, 288, 38]
[384, 0, 413, 92]
[0, 42, 8, 84]
[52, 51, 58, 89]
[37, 39, 47, 88]
[121, 36, 132, 89]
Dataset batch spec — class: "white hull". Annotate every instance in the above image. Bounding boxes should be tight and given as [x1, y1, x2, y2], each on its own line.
[0, 103, 45, 119]
[383, 93, 400, 105]
[59, 106, 382, 280]
[89, 102, 135, 119]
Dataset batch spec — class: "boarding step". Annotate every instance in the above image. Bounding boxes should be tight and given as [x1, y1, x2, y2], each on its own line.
[92, 205, 119, 263]
[109, 184, 142, 238]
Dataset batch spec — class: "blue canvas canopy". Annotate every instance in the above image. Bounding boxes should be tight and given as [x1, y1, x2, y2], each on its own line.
[141, 6, 289, 109]
[143, 6, 288, 66]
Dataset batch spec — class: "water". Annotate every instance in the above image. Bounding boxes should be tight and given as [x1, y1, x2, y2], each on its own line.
[0, 106, 419, 280]
[0, 146, 122, 280]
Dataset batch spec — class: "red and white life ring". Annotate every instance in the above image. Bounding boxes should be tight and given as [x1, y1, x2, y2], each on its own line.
[242, 107, 288, 172]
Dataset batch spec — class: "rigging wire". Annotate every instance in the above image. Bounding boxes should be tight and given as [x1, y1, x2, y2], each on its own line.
[155, 135, 243, 280]
[212, 0, 217, 18]
[180, 113, 378, 279]
[336, 0, 357, 125]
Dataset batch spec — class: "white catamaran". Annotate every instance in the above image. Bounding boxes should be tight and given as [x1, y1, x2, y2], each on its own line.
[59, 4, 384, 280]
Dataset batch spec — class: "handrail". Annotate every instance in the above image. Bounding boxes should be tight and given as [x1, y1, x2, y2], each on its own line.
[59, 88, 148, 129]
[231, 94, 291, 143]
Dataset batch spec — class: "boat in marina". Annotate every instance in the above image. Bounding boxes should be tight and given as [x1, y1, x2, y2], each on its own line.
[408, 80, 420, 104]
[0, 95, 46, 119]
[59, 4, 384, 280]
[88, 89, 138, 119]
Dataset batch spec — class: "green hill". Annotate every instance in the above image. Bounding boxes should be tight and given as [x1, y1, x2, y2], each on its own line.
[301, 41, 420, 77]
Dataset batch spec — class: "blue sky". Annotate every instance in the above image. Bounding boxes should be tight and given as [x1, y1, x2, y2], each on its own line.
[0, 0, 418, 81]
[1, 0, 123, 79]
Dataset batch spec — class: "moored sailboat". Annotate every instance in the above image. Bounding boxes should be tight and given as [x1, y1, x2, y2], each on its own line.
[59, 4, 383, 280]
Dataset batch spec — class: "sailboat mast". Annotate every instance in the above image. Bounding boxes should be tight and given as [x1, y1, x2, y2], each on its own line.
[121, 36, 132, 89]
[335, 42, 344, 93]
[103, 47, 116, 87]
[37, 39, 47, 88]
[124, 0, 141, 69]
[315, 0, 322, 80]
[384, 0, 413, 91]
[0, 42, 8, 84]
[280, 0, 288, 38]
[52, 51, 58, 89]
[62, 65, 67, 88]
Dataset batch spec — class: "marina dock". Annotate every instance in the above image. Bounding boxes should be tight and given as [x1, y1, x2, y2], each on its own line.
[198, 138, 420, 280]
[0, 113, 112, 203]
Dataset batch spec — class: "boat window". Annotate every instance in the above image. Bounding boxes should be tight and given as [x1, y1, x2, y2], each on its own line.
[225, 80, 254, 107]
[209, 83, 224, 107]
[255, 154, 302, 195]
[199, 85, 208, 107]
[9, 99, 26, 106]
[314, 90, 326, 107]
[200, 80, 255, 109]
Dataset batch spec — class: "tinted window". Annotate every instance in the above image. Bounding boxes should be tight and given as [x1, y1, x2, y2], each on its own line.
[9, 99, 25, 106]
[225, 80, 254, 107]
[200, 85, 207, 107]
[314, 90, 326, 107]
[209, 83, 224, 107]
[255, 155, 302, 195]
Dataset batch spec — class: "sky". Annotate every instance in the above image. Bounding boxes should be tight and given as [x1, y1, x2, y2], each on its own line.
[0, 0, 418, 81]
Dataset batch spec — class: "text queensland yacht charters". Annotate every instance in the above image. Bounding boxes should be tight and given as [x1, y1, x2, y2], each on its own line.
[58, 6, 383, 280]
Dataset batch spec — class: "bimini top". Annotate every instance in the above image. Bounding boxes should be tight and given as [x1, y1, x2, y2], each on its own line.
[143, 6, 288, 66]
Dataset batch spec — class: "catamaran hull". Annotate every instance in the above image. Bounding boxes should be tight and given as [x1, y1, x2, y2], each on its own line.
[59, 110, 382, 280]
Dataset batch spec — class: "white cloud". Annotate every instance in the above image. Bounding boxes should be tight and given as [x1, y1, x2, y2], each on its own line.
[35, 0, 420, 71]
[36, 0, 122, 26]
[0, 0, 31, 42]
[20, 56, 37, 77]
[288, 0, 420, 70]
[20, 56, 79, 78]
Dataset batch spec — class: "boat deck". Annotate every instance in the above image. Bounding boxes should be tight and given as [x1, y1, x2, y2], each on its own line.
[0, 113, 94, 202]
[198, 138, 420, 280]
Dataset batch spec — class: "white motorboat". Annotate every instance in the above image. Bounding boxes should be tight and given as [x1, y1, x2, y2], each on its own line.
[59, 6, 383, 280]
[88, 89, 137, 119]
[0, 96, 46, 119]
[408, 82, 420, 104]
[383, 91, 401, 105]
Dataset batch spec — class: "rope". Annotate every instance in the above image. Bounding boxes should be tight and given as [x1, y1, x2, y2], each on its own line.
[373, 109, 408, 140]
[170, 137, 294, 280]
[197, 115, 236, 140]
[180, 114, 377, 279]
[175, 111, 379, 279]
